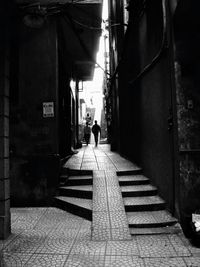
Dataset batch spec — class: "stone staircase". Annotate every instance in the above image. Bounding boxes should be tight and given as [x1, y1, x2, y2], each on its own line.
[54, 166, 181, 236]
[54, 168, 93, 221]
[117, 170, 181, 235]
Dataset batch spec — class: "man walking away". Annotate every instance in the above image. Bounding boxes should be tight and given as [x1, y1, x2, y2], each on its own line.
[92, 120, 101, 147]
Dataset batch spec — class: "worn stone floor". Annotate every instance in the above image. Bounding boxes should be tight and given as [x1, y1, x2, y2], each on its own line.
[1, 144, 200, 266]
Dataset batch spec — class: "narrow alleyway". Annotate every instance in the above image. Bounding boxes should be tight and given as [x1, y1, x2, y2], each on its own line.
[1, 145, 200, 266]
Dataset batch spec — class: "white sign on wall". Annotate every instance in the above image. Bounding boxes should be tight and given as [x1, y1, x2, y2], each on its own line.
[43, 102, 54, 118]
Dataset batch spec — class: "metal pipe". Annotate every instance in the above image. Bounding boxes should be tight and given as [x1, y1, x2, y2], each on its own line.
[129, 0, 169, 85]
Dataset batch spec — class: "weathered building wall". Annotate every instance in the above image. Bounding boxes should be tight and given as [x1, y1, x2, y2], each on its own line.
[108, 0, 200, 235]
[10, 18, 60, 206]
[117, 0, 179, 213]
[137, 0, 179, 213]
[108, 0, 126, 151]
[12, 20, 58, 156]
[174, 0, 200, 234]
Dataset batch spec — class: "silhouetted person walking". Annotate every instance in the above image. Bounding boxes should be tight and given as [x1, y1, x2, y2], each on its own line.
[85, 113, 92, 125]
[92, 120, 101, 147]
[84, 122, 91, 145]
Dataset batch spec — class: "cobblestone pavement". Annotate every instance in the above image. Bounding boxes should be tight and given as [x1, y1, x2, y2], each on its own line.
[1, 145, 200, 266]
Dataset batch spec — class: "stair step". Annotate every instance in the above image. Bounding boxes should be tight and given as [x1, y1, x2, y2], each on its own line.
[66, 175, 93, 185]
[59, 185, 93, 199]
[124, 196, 165, 211]
[60, 175, 69, 186]
[54, 196, 92, 221]
[61, 168, 93, 176]
[117, 169, 142, 176]
[118, 175, 149, 186]
[129, 224, 182, 235]
[121, 185, 157, 197]
[127, 210, 178, 228]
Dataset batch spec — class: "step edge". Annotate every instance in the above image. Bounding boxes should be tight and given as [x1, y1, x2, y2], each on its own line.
[59, 186, 93, 191]
[117, 169, 143, 176]
[129, 225, 182, 235]
[128, 220, 178, 228]
[54, 196, 92, 211]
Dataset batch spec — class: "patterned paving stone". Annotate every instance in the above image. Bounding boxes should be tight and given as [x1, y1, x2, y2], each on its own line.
[107, 186, 122, 195]
[118, 175, 149, 182]
[92, 228, 111, 241]
[179, 235, 200, 256]
[93, 178, 106, 188]
[136, 235, 177, 257]
[106, 178, 120, 187]
[48, 207, 74, 215]
[108, 197, 125, 211]
[92, 168, 130, 241]
[35, 218, 83, 230]
[96, 157, 111, 162]
[80, 220, 92, 229]
[81, 163, 98, 169]
[4, 146, 200, 267]
[0, 232, 22, 251]
[3, 229, 49, 254]
[82, 166, 99, 170]
[98, 164, 116, 170]
[144, 257, 187, 267]
[0, 252, 32, 267]
[47, 228, 80, 240]
[11, 207, 47, 214]
[92, 212, 110, 229]
[123, 196, 164, 206]
[184, 256, 200, 266]
[93, 197, 108, 212]
[168, 234, 191, 256]
[82, 159, 97, 162]
[11, 214, 21, 225]
[106, 173, 120, 186]
[106, 240, 139, 255]
[83, 155, 96, 159]
[127, 210, 177, 225]
[75, 228, 91, 241]
[70, 241, 106, 256]
[105, 255, 145, 267]
[26, 254, 67, 267]
[35, 214, 83, 230]
[11, 208, 45, 226]
[111, 228, 132, 241]
[35, 237, 74, 254]
[93, 187, 107, 198]
[107, 188, 123, 199]
[93, 170, 105, 177]
[11, 213, 43, 230]
[110, 211, 129, 229]
[121, 185, 157, 192]
[65, 254, 105, 267]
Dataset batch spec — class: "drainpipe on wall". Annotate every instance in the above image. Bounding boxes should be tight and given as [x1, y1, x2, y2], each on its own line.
[0, 30, 11, 240]
[75, 80, 81, 149]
